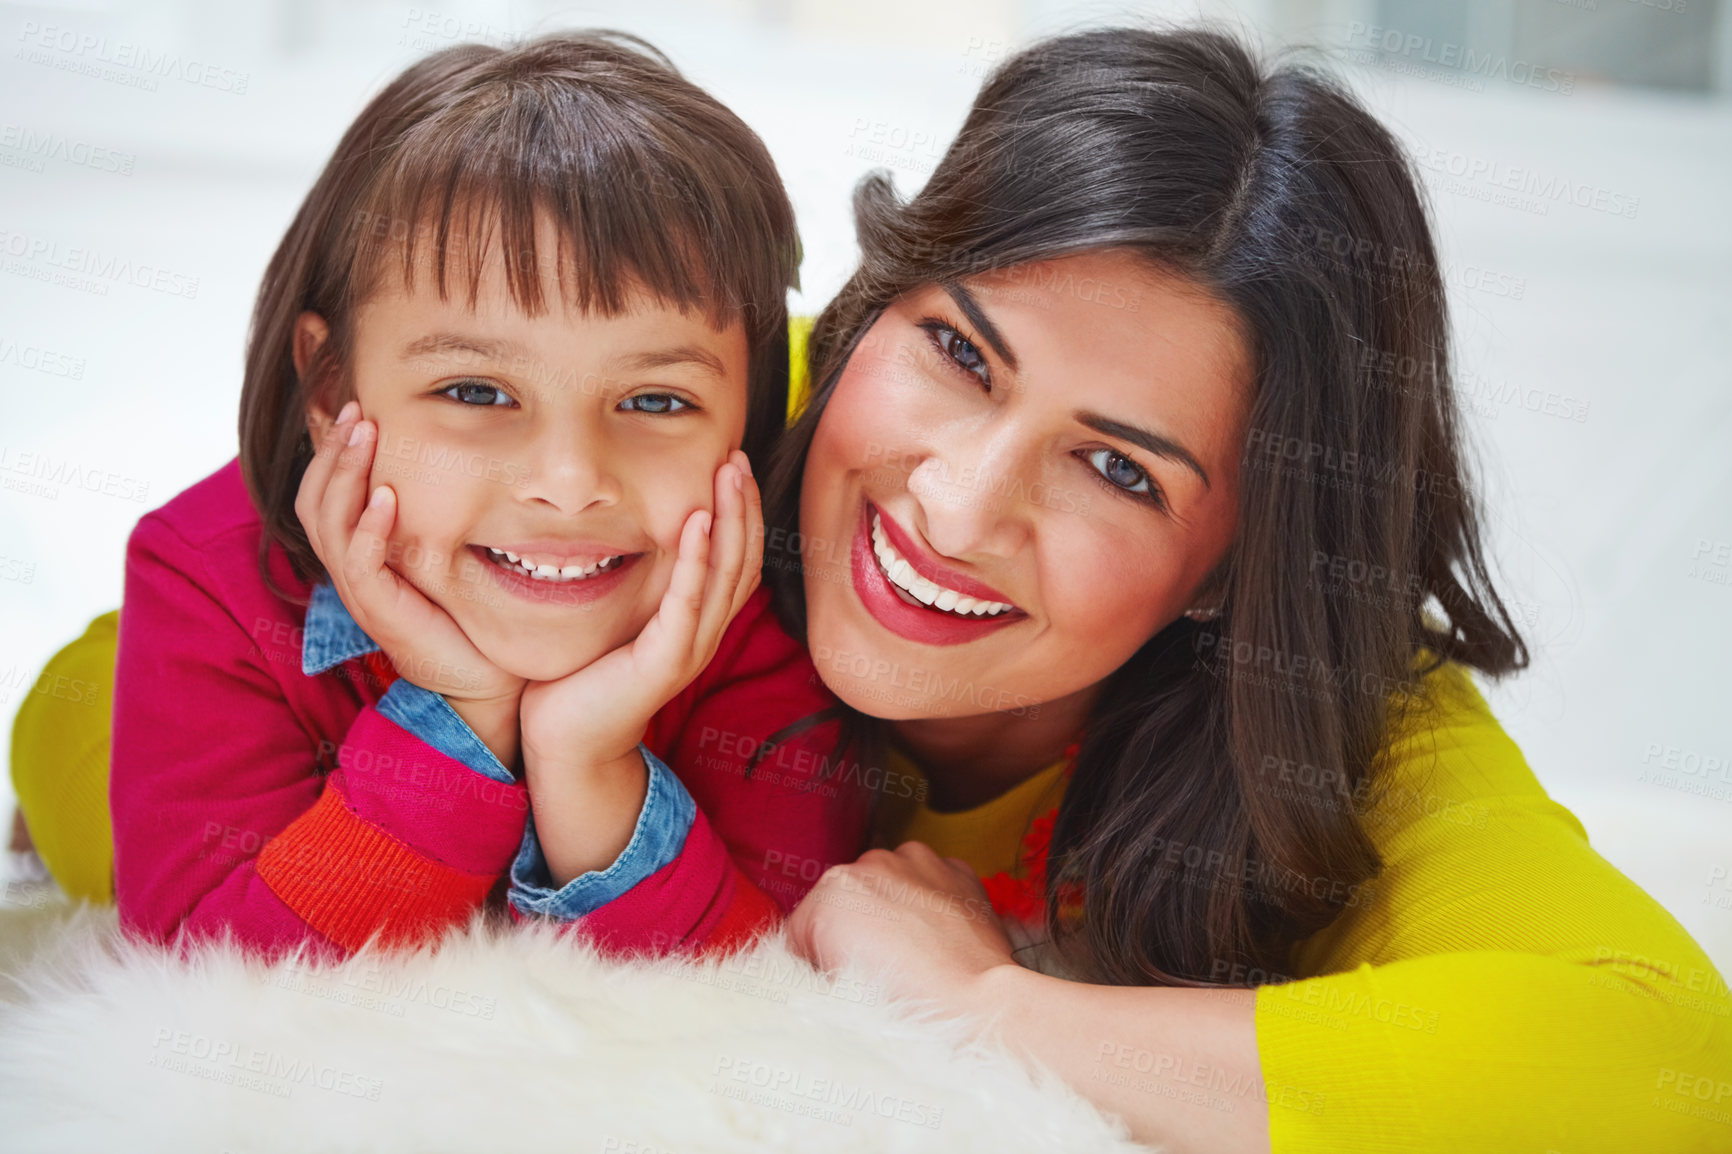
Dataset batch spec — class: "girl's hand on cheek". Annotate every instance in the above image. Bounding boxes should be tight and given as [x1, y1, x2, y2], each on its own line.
[296, 401, 526, 762]
[516, 452, 763, 885]
[784, 841, 1019, 1008]
[518, 450, 763, 772]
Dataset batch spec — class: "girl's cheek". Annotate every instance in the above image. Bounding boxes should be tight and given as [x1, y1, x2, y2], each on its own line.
[376, 477, 464, 575]
[646, 467, 722, 555]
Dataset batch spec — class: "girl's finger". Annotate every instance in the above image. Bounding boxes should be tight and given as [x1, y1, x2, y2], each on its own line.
[294, 400, 359, 553]
[316, 417, 376, 567]
[342, 484, 398, 592]
[693, 459, 749, 651]
[730, 453, 766, 619]
[640, 506, 712, 669]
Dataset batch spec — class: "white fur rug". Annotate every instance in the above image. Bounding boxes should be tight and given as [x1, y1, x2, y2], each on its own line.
[0, 895, 1149, 1152]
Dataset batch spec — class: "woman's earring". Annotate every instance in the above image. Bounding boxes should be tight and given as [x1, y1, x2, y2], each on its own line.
[1184, 605, 1221, 622]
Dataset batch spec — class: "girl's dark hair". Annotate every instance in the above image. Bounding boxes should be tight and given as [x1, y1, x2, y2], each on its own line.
[240, 31, 799, 593]
[763, 27, 1528, 986]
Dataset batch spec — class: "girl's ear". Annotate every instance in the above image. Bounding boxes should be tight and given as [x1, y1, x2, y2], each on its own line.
[294, 311, 335, 436]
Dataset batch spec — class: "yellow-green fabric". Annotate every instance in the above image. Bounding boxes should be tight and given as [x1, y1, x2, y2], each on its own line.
[878, 661, 1732, 1153]
[788, 313, 814, 422]
[9, 610, 118, 902]
[871, 750, 1067, 880]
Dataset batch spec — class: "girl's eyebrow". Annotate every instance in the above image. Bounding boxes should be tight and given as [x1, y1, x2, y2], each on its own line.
[400, 332, 533, 363]
[607, 344, 728, 378]
[942, 281, 1018, 371]
[1075, 411, 1211, 490]
[399, 335, 725, 379]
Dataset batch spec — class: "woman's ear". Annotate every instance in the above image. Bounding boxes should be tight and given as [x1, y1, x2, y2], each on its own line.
[1183, 558, 1233, 621]
[294, 311, 335, 437]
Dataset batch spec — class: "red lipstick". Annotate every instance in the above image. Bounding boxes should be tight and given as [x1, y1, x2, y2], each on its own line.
[849, 502, 1023, 646]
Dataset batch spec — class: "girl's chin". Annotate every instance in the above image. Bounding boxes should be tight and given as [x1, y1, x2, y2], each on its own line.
[466, 635, 617, 685]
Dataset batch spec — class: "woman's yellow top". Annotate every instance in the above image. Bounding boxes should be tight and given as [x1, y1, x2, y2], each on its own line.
[874, 661, 1732, 1153]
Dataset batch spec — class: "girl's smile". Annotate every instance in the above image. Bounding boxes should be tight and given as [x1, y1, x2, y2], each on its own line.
[473, 544, 642, 607]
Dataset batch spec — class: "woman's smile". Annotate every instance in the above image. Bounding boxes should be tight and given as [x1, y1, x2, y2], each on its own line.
[798, 252, 1248, 718]
[849, 500, 1027, 646]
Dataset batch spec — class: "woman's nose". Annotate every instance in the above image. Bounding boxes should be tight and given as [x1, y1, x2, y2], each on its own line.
[905, 426, 1034, 561]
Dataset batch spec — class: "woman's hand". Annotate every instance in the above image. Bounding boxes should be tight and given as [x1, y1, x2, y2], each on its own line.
[785, 840, 1019, 1008]
[296, 401, 526, 763]
[516, 450, 763, 884]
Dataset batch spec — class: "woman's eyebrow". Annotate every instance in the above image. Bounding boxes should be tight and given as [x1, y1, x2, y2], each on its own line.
[942, 281, 1018, 371]
[1075, 412, 1211, 491]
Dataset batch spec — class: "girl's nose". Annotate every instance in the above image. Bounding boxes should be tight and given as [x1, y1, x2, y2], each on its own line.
[519, 420, 621, 515]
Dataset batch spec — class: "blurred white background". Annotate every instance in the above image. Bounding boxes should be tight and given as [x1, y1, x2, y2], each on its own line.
[2, 0, 1728, 972]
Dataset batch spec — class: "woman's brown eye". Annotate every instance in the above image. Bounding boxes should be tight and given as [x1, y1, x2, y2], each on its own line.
[942, 330, 986, 375]
[919, 319, 991, 388]
[1082, 447, 1164, 510]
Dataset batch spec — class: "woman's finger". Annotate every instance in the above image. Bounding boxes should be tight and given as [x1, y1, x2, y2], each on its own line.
[943, 856, 983, 888]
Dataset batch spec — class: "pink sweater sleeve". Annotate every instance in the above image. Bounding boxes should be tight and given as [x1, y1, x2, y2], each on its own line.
[110, 513, 528, 959]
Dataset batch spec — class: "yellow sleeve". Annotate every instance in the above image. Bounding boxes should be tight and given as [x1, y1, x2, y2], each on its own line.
[9, 610, 118, 902]
[1256, 663, 1732, 1153]
[788, 313, 815, 424]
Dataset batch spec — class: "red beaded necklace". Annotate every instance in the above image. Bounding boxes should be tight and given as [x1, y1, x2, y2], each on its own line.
[978, 740, 1084, 923]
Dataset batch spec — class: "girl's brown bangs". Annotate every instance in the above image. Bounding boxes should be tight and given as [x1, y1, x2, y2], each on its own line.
[338, 69, 783, 327]
[345, 152, 730, 327]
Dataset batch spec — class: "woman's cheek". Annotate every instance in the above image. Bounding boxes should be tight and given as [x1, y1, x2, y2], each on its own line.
[1044, 531, 1174, 662]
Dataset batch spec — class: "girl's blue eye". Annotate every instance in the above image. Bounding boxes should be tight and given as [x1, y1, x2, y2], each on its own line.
[1082, 447, 1162, 504]
[442, 380, 513, 406]
[618, 393, 691, 414]
[918, 320, 991, 389]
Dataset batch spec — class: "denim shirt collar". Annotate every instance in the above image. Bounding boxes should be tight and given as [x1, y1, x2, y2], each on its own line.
[301, 581, 381, 676]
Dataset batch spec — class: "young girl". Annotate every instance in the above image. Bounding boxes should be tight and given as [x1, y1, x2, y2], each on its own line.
[42, 32, 874, 961]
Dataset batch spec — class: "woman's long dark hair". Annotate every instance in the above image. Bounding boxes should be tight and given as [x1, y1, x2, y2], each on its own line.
[763, 27, 1528, 986]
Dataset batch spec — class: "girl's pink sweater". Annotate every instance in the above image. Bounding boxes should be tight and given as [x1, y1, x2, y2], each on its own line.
[111, 460, 874, 960]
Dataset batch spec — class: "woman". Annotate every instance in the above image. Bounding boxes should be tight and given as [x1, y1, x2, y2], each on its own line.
[767, 27, 1731, 1154]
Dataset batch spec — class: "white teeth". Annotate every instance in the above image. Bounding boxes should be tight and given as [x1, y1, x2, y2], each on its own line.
[486, 547, 622, 584]
[869, 513, 1013, 619]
